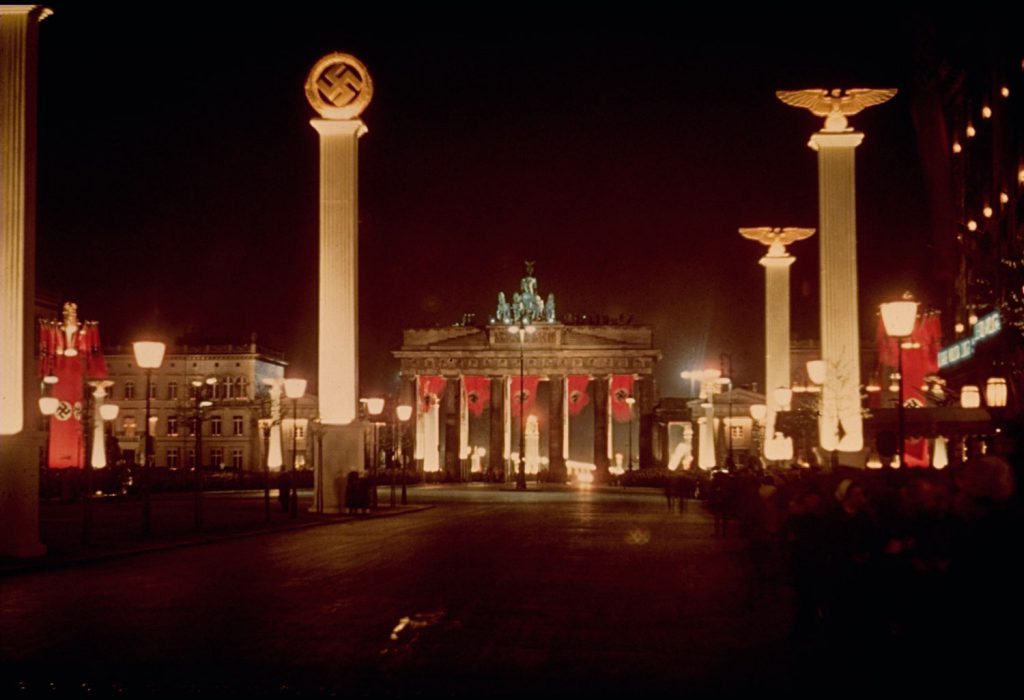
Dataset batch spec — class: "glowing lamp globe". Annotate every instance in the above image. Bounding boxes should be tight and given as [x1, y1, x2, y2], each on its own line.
[960, 385, 981, 409]
[284, 378, 307, 400]
[132, 341, 166, 369]
[38, 396, 59, 416]
[749, 404, 767, 422]
[880, 299, 918, 338]
[100, 403, 120, 421]
[396, 405, 413, 422]
[366, 397, 385, 416]
[986, 377, 1008, 408]
[773, 386, 793, 410]
[806, 360, 826, 386]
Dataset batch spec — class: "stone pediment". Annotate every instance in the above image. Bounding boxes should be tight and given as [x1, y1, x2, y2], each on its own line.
[560, 326, 653, 349]
[402, 328, 488, 350]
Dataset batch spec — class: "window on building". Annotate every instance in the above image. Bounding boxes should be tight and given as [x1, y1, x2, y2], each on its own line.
[188, 417, 197, 437]
[729, 425, 745, 441]
[233, 416, 243, 435]
[211, 448, 223, 467]
[167, 448, 180, 468]
[211, 415, 222, 436]
[124, 381, 135, 400]
[167, 416, 179, 436]
[238, 377, 249, 400]
[168, 382, 178, 400]
[295, 423, 305, 439]
[148, 382, 157, 399]
[231, 449, 243, 469]
[123, 416, 137, 437]
[187, 449, 196, 469]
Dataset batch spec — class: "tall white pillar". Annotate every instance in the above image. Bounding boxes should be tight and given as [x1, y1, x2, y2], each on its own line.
[740, 228, 814, 451]
[777, 88, 896, 454]
[810, 131, 865, 452]
[0, 5, 48, 558]
[305, 53, 373, 512]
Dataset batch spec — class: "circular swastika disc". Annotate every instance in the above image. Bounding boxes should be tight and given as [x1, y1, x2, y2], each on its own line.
[305, 53, 373, 120]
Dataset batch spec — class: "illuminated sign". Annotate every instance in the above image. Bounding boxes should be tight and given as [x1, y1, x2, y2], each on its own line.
[938, 310, 1002, 369]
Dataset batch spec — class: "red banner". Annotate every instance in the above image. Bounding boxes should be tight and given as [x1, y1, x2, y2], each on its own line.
[463, 376, 490, 417]
[510, 376, 540, 418]
[877, 311, 942, 405]
[610, 375, 635, 423]
[567, 375, 590, 416]
[38, 311, 109, 468]
[418, 375, 447, 413]
[903, 437, 930, 468]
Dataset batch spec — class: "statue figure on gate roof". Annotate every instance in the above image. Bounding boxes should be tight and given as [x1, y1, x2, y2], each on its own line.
[494, 261, 556, 326]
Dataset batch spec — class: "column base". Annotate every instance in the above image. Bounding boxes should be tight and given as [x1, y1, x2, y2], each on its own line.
[0, 432, 46, 557]
[314, 423, 364, 514]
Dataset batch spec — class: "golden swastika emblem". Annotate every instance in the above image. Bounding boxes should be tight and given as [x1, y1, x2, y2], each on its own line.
[305, 53, 373, 120]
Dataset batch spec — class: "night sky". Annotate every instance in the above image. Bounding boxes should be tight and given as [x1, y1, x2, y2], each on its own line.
[31, 7, 1013, 398]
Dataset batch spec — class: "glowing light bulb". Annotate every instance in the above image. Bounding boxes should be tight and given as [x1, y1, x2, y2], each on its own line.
[966, 124, 976, 138]
[952, 141, 962, 154]
[955, 322, 965, 334]
[1002, 86, 1010, 98]
[981, 106, 992, 119]
[967, 220, 978, 232]
[1002, 192, 1010, 204]
[983, 206, 993, 218]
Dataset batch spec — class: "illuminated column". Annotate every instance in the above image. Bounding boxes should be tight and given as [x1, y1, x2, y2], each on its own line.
[811, 131, 865, 452]
[262, 378, 284, 471]
[306, 53, 373, 512]
[739, 228, 814, 449]
[0, 6, 49, 557]
[778, 87, 896, 453]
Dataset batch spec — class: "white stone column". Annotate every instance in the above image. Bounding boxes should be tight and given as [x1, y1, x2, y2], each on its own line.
[762, 251, 794, 436]
[0, 5, 48, 557]
[305, 54, 372, 512]
[810, 131, 865, 452]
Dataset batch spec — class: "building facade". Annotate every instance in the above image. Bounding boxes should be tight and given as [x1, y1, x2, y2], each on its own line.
[103, 341, 316, 471]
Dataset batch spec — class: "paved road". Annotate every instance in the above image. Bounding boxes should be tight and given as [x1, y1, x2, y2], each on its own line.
[2, 486, 798, 696]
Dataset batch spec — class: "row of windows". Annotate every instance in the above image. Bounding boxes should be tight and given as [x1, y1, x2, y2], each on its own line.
[165, 448, 244, 468]
[119, 377, 251, 401]
[165, 415, 245, 436]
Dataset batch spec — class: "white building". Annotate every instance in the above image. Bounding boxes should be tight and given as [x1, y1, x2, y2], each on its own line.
[103, 341, 316, 471]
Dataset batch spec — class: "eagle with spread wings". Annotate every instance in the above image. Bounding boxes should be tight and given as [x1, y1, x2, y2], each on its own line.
[776, 88, 897, 132]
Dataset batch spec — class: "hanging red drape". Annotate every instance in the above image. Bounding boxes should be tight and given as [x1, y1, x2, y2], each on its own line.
[610, 374, 635, 423]
[510, 376, 540, 418]
[567, 375, 590, 416]
[463, 375, 490, 417]
[876, 311, 942, 405]
[903, 437, 930, 468]
[418, 375, 447, 413]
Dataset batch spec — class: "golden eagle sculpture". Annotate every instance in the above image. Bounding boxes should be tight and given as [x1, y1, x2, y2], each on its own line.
[776, 88, 897, 132]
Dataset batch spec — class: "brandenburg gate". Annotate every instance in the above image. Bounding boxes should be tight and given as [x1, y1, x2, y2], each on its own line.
[393, 266, 661, 484]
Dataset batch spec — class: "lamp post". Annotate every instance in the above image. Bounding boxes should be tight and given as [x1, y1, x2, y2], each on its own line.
[750, 403, 766, 461]
[191, 377, 215, 530]
[719, 353, 733, 468]
[133, 341, 166, 535]
[397, 404, 412, 504]
[261, 420, 272, 522]
[38, 375, 59, 468]
[312, 417, 323, 514]
[509, 320, 536, 490]
[625, 396, 636, 470]
[284, 377, 306, 519]
[881, 295, 919, 470]
[366, 397, 384, 509]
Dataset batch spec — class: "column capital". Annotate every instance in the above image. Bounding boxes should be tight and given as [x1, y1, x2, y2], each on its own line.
[809, 131, 864, 151]
[0, 6, 52, 20]
[760, 253, 795, 269]
[310, 118, 368, 138]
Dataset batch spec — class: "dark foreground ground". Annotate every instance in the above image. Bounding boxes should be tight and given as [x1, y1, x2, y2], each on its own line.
[0, 484, 1014, 697]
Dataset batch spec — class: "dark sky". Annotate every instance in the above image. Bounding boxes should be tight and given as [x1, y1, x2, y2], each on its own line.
[32, 7, 1007, 398]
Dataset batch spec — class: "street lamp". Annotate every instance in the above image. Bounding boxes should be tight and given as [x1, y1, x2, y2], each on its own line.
[133, 340, 166, 535]
[366, 397, 384, 509]
[38, 375, 59, 467]
[625, 396, 636, 470]
[396, 404, 412, 504]
[509, 320, 536, 490]
[284, 377, 306, 519]
[191, 377, 215, 530]
[986, 377, 1008, 408]
[881, 295, 919, 469]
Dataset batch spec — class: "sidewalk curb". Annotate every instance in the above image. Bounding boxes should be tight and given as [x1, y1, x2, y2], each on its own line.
[0, 505, 434, 578]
